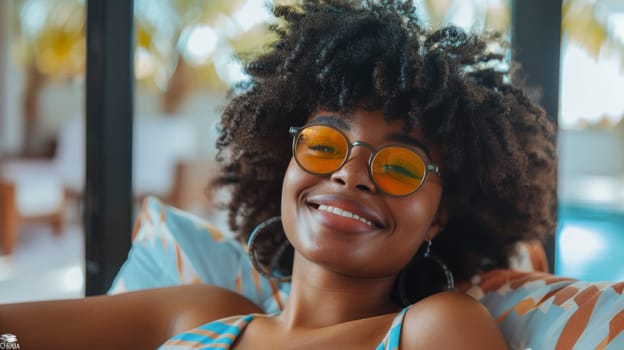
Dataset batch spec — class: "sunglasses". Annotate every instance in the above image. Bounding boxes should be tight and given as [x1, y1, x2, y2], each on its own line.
[289, 124, 439, 197]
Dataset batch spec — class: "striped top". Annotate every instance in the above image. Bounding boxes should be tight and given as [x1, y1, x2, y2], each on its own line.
[159, 307, 410, 349]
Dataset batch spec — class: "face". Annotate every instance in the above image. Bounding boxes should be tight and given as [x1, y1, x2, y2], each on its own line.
[281, 108, 445, 279]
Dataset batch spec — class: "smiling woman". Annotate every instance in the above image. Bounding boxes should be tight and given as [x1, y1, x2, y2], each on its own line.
[212, 0, 556, 296]
[0, 0, 560, 349]
[155, 0, 555, 348]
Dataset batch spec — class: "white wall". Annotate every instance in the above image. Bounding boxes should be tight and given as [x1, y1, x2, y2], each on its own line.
[558, 128, 624, 211]
[4, 75, 226, 158]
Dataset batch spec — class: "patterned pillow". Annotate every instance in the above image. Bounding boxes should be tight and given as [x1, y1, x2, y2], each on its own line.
[464, 270, 624, 350]
[109, 196, 290, 314]
[111, 197, 624, 349]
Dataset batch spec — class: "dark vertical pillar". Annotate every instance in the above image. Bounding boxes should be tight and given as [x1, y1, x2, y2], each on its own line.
[0, 0, 10, 157]
[512, 0, 562, 272]
[85, 0, 134, 295]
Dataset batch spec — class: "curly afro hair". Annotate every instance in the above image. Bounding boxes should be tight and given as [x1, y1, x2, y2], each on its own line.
[212, 0, 557, 303]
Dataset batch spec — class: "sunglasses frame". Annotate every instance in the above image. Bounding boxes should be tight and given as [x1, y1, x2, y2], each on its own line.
[289, 123, 440, 197]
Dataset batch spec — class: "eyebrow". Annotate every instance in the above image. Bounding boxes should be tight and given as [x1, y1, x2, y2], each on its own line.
[310, 115, 433, 160]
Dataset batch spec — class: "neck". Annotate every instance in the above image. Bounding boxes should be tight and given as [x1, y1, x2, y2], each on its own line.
[276, 253, 401, 329]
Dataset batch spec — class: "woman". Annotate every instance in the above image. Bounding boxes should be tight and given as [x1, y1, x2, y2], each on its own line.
[159, 0, 556, 348]
[0, 0, 556, 349]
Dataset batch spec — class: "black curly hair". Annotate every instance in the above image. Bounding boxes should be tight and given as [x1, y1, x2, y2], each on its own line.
[212, 0, 557, 304]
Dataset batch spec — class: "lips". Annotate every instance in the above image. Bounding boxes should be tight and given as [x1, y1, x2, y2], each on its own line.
[305, 195, 385, 230]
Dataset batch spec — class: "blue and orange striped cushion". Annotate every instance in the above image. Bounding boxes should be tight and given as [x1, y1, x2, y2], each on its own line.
[111, 197, 624, 349]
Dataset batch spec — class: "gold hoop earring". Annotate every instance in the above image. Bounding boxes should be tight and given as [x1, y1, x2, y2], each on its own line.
[398, 240, 455, 306]
[247, 216, 292, 282]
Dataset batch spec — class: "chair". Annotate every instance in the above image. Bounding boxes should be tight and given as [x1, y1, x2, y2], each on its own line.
[0, 115, 199, 255]
[1, 198, 623, 349]
[0, 159, 67, 254]
[108, 197, 624, 348]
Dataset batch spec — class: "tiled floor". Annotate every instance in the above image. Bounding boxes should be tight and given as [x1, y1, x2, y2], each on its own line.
[0, 223, 84, 303]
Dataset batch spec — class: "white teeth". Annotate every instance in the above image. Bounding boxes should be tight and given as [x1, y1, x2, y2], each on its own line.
[317, 204, 375, 227]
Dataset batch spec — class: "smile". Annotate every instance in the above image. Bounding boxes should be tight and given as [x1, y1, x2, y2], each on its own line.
[317, 204, 375, 227]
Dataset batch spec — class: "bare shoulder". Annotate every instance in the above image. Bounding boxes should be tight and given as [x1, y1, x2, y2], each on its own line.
[402, 292, 508, 350]
[147, 285, 264, 333]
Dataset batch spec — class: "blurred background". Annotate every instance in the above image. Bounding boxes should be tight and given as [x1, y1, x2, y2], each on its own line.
[0, 0, 623, 303]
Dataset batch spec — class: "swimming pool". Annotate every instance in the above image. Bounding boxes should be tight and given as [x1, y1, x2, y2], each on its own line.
[556, 204, 624, 282]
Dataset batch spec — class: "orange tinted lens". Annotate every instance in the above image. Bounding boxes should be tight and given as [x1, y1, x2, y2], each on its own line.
[371, 146, 426, 195]
[294, 125, 348, 174]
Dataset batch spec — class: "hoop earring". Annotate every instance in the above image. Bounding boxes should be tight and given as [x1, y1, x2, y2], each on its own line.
[398, 240, 455, 306]
[247, 216, 292, 282]
[421, 240, 455, 290]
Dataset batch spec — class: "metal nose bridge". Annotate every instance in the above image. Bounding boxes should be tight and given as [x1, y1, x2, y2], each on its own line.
[345, 141, 377, 165]
[350, 140, 376, 153]
[339, 140, 376, 191]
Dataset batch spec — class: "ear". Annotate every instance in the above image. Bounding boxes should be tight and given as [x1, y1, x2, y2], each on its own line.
[425, 207, 448, 241]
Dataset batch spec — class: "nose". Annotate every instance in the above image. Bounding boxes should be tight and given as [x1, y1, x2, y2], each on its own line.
[329, 146, 376, 194]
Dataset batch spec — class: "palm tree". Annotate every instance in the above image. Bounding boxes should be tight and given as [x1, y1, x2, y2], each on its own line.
[563, 0, 624, 61]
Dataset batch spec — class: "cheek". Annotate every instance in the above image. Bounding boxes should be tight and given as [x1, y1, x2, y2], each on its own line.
[281, 158, 312, 238]
[364, 191, 444, 276]
[281, 160, 297, 229]
[281, 159, 297, 205]
[392, 188, 443, 243]
[281, 158, 308, 208]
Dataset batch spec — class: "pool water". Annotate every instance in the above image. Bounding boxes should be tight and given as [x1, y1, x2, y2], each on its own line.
[556, 204, 624, 282]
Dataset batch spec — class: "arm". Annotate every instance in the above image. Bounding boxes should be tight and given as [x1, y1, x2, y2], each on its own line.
[403, 292, 508, 349]
[0, 285, 263, 350]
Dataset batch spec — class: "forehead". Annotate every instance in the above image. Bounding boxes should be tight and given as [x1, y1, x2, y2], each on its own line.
[308, 108, 414, 132]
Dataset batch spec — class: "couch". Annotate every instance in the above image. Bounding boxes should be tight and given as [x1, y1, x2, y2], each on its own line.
[1, 197, 622, 350]
[109, 197, 624, 350]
